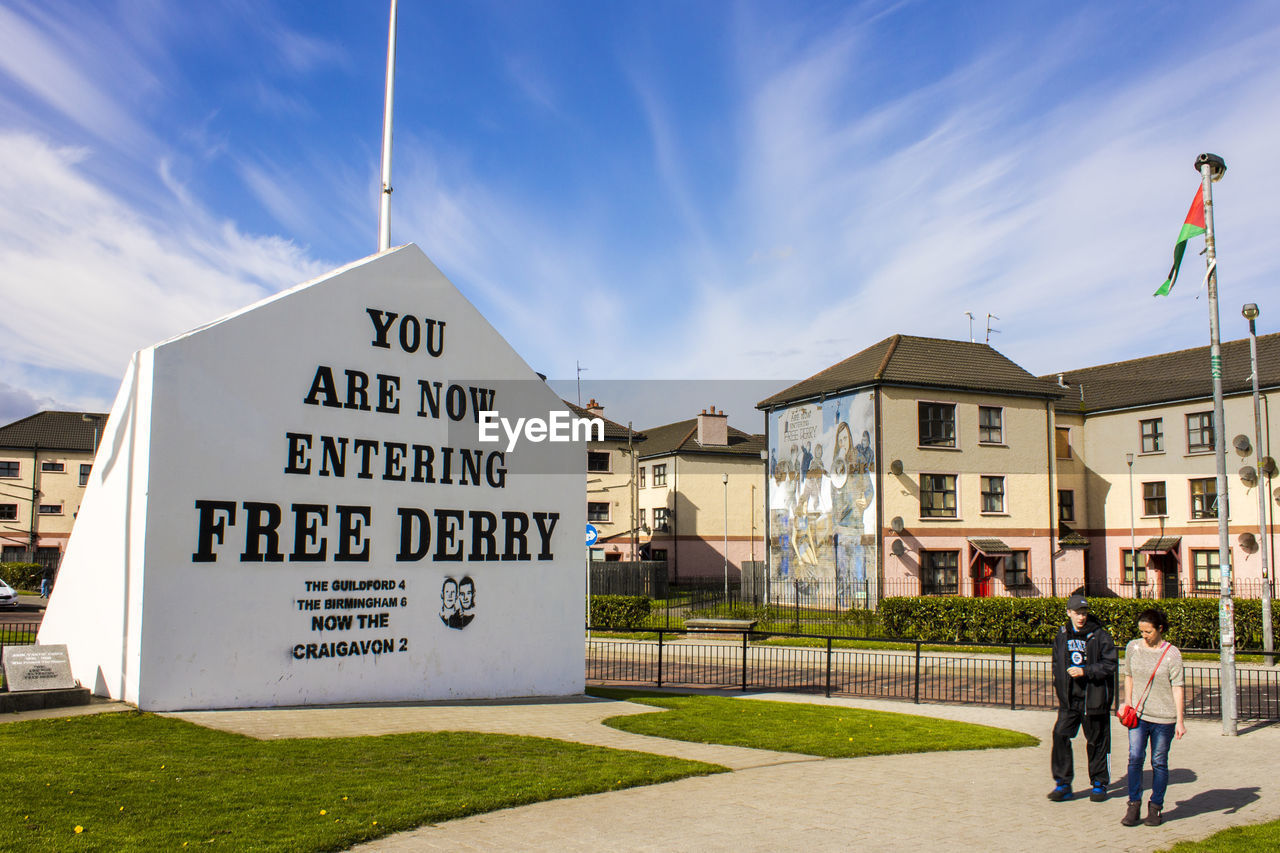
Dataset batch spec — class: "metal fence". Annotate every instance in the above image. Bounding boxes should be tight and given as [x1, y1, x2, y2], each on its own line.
[0, 621, 40, 649]
[585, 629, 1280, 721]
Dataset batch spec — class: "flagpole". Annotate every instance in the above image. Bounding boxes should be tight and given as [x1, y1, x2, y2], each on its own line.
[378, 0, 398, 252]
[1197, 152, 1237, 736]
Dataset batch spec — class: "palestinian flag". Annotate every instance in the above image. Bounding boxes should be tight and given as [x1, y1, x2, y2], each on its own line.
[1154, 185, 1206, 296]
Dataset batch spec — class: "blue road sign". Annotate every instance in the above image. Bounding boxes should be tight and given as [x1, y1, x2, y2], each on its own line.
[585, 524, 599, 546]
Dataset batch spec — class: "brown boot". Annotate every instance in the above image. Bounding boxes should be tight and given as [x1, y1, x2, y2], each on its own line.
[1144, 802, 1163, 826]
[1121, 801, 1142, 826]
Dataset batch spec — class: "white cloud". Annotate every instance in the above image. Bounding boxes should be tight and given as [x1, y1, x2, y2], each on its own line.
[0, 132, 324, 407]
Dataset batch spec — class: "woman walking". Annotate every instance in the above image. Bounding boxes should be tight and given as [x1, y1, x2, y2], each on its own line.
[1120, 608, 1185, 827]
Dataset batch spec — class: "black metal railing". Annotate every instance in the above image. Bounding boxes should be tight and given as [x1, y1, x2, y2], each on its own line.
[0, 621, 40, 648]
[585, 629, 1280, 720]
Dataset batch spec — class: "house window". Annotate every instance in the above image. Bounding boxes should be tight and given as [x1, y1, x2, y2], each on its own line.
[653, 507, 670, 532]
[1143, 481, 1167, 517]
[638, 466, 645, 488]
[1190, 478, 1218, 519]
[918, 403, 956, 447]
[40, 461, 65, 473]
[38, 504, 63, 515]
[587, 451, 611, 473]
[1140, 418, 1163, 453]
[652, 464, 667, 486]
[587, 502, 610, 523]
[80, 463, 92, 486]
[0, 461, 18, 478]
[1055, 427, 1071, 459]
[1192, 549, 1221, 590]
[1, 546, 25, 562]
[1058, 490, 1075, 523]
[1186, 412, 1214, 453]
[920, 474, 957, 518]
[1122, 551, 1147, 584]
[638, 509, 646, 528]
[1006, 551, 1029, 587]
[0, 504, 16, 521]
[650, 549, 668, 562]
[921, 551, 959, 595]
[978, 406, 1003, 444]
[980, 476, 1005, 513]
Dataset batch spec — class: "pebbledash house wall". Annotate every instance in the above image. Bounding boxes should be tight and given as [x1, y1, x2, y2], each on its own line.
[880, 386, 1082, 597]
[1073, 388, 1280, 595]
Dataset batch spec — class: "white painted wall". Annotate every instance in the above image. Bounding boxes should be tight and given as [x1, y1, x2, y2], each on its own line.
[39, 246, 585, 710]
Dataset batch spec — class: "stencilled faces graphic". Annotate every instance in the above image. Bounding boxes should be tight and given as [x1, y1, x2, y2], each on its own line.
[440, 576, 476, 630]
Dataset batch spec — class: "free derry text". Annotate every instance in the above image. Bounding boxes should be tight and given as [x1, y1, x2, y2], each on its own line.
[188, 305, 590, 567]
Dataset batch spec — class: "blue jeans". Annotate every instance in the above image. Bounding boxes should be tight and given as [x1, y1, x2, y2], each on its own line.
[1127, 719, 1175, 804]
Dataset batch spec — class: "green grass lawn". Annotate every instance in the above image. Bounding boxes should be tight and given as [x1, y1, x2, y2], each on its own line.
[588, 688, 1038, 757]
[1162, 818, 1280, 852]
[0, 711, 724, 852]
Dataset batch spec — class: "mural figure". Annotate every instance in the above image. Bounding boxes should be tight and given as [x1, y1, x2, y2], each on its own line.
[769, 391, 878, 609]
[440, 576, 476, 630]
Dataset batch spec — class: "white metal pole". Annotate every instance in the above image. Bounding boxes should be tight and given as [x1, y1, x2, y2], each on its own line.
[1127, 453, 1138, 598]
[723, 473, 730, 602]
[1197, 153, 1237, 735]
[1244, 307, 1274, 665]
[377, 0, 398, 252]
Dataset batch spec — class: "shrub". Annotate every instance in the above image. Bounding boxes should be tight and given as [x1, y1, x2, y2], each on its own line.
[589, 595, 652, 630]
[878, 596, 1278, 650]
[0, 562, 42, 591]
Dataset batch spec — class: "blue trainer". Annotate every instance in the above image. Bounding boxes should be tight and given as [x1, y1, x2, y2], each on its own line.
[1090, 782, 1107, 802]
[1047, 783, 1073, 801]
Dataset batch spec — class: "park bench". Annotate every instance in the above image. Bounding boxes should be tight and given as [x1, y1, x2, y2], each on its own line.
[684, 618, 759, 636]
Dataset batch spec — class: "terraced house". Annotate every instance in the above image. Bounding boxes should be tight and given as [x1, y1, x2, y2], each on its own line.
[1050, 333, 1280, 598]
[0, 410, 107, 572]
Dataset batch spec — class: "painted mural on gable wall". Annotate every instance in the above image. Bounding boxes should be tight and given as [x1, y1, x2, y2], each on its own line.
[38, 245, 584, 711]
[767, 389, 878, 607]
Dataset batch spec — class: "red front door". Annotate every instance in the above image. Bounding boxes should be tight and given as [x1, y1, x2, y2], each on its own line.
[974, 556, 998, 597]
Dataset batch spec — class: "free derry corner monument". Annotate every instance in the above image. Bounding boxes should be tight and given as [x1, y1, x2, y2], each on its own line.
[36, 245, 585, 711]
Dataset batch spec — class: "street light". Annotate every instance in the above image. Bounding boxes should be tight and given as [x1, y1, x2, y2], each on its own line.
[722, 473, 730, 603]
[1243, 302, 1274, 665]
[1126, 453, 1139, 599]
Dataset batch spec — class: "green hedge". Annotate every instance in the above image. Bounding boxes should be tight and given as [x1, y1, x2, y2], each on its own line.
[589, 595, 652, 630]
[879, 596, 1280, 650]
[0, 562, 42, 591]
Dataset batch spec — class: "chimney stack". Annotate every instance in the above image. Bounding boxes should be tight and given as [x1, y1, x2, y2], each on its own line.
[697, 405, 728, 446]
[585, 398, 604, 418]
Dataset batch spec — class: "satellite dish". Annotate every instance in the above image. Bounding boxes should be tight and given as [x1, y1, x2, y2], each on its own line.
[1233, 434, 1252, 455]
[1240, 465, 1258, 487]
[891, 516, 905, 533]
[1262, 456, 1278, 478]
[1239, 532, 1258, 554]
[891, 540, 906, 557]
[889, 459, 904, 475]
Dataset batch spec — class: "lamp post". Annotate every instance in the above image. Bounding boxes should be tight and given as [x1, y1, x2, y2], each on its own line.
[1127, 453, 1139, 599]
[723, 473, 730, 604]
[1243, 303, 1274, 666]
[1195, 152, 1236, 735]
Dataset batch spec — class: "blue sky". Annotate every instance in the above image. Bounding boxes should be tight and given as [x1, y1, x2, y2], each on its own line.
[2, 0, 1279, 428]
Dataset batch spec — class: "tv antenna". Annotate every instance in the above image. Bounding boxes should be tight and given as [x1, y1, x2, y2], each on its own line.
[576, 360, 588, 406]
[986, 313, 1001, 343]
[964, 312, 975, 342]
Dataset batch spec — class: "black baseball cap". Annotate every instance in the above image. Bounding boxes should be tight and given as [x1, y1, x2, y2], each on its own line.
[1066, 593, 1089, 611]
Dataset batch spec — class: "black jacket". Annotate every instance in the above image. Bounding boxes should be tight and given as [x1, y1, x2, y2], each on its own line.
[1052, 614, 1118, 713]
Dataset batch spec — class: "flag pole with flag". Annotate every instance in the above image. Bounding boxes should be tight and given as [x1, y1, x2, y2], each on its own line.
[1153, 185, 1206, 296]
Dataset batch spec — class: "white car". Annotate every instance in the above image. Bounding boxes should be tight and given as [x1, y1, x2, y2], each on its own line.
[0, 578, 17, 608]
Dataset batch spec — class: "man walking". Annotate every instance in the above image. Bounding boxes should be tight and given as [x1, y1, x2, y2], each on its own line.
[1049, 593, 1117, 802]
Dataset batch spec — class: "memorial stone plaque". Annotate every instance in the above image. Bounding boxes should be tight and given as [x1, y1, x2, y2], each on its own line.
[2, 645, 77, 692]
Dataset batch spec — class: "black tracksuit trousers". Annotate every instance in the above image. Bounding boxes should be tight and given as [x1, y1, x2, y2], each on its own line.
[1051, 705, 1111, 786]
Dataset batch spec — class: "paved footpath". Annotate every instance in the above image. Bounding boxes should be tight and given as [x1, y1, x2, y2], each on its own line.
[159, 692, 1280, 853]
